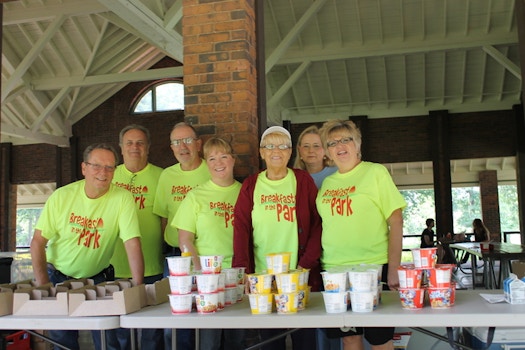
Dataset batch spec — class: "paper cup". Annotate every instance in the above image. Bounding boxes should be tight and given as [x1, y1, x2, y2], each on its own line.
[168, 275, 193, 295]
[427, 266, 452, 288]
[321, 271, 348, 292]
[397, 266, 423, 289]
[222, 268, 239, 288]
[195, 293, 219, 314]
[217, 272, 225, 291]
[166, 256, 191, 276]
[411, 248, 437, 268]
[298, 268, 310, 290]
[199, 255, 223, 274]
[236, 267, 246, 285]
[275, 271, 300, 293]
[224, 287, 237, 305]
[322, 291, 348, 313]
[348, 270, 377, 292]
[248, 293, 273, 314]
[398, 288, 425, 310]
[217, 291, 225, 310]
[236, 284, 244, 301]
[168, 294, 193, 314]
[428, 284, 455, 309]
[196, 273, 220, 294]
[297, 287, 310, 310]
[350, 290, 375, 312]
[247, 273, 273, 294]
[266, 252, 291, 274]
[274, 292, 299, 314]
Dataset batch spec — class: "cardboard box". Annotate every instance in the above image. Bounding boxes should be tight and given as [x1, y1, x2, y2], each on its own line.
[145, 278, 170, 306]
[13, 287, 69, 315]
[393, 331, 411, 349]
[68, 282, 145, 316]
[0, 290, 13, 316]
[503, 273, 525, 304]
[463, 327, 525, 350]
[512, 260, 525, 279]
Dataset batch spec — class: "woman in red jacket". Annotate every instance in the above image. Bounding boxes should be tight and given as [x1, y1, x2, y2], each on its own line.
[233, 126, 322, 350]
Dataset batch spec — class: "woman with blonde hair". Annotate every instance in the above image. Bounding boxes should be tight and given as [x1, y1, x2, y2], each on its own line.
[316, 119, 406, 350]
[293, 125, 337, 188]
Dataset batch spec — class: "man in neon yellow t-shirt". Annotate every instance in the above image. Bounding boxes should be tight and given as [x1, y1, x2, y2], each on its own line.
[154, 122, 211, 250]
[111, 124, 164, 349]
[153, 122, 210, 350]
[30, 143, 144, 350]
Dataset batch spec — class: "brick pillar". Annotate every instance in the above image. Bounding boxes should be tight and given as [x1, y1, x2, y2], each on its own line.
[183, 0, 259, 179]
[479, 170, 502, 241]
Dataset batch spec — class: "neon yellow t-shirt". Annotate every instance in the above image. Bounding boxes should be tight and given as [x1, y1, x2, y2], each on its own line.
[316, 162, 406, 270]
[172, 180, 241, 268]
[35, 180, 141, 278]
[153, 161, 211, 247]
[252, 169, 298, 273]
[111, 163, 164, 278]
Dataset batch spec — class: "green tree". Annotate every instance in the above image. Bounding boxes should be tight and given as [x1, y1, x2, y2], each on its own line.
[16, 208, 42, 247]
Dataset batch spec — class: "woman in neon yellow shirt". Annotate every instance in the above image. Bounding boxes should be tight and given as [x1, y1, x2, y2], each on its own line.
[173, 137, 244, 350]
[316, 120, 406, 350]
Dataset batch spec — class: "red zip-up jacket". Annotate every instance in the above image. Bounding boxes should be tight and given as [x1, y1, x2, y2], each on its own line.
[232, 168, 322, 291]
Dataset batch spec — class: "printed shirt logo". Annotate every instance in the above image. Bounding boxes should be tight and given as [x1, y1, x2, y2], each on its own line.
[260, 193, 296, 222]
[171, 185, 193, 203]
[69, 212, 103, 249]
[320, 186, 356, 216]
[209, 201, 235, 228]
[114, 181, 150, 210]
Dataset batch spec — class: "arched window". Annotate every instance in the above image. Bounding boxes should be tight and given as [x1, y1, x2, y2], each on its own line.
[132, 81, 184, 113]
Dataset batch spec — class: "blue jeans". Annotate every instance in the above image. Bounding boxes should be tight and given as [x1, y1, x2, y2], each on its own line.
[259, 328, 317, 350]
[47, 266, 112, 350]
[316, 328, 342, 350]
[106, 274, 165, 350]
[199, 329, 246, 350]
[164, 248, 195, 350]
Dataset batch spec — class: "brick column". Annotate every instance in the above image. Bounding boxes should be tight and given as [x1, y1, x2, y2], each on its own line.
[183, 0, 259, 178]
[479, 170, 502, 241]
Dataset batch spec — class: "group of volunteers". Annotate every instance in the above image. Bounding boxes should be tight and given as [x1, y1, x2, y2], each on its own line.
[30, 119, 406, 350]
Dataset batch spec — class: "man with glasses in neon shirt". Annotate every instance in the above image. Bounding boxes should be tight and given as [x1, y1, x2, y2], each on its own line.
[30, 143, 144, 350]
[110, 124, 164, 350]
[153, 122, 210, 349]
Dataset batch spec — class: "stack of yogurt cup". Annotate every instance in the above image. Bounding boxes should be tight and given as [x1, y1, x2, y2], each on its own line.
[166, 255, 193, 314]
[321, 264, 382, 313]
[247, 252, 311, 314]
[397, 248, 456, 310]
[194, 255, 224, 314]
[166, 255, 247, 314]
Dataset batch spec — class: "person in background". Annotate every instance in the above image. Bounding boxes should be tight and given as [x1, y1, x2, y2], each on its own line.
[153, 121, 210, 350]
[473, 218, 490, 242]
[293, 125, 337, 189]
[420, 218, 436, 248]
[30, 143, 144, 350]
[173, 137, 245, 350]
[233, 126, 322, 350]
[111, 124, 164, 349]
[294, 125, 340, 350]
[316, 120, 406, 350]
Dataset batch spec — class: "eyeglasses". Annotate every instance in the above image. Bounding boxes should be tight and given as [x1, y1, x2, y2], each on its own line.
[171, 137, 197, 146]
[327, 137, 354, 148]
[260, 144, 291, 150]
[85, 162, 116, 173]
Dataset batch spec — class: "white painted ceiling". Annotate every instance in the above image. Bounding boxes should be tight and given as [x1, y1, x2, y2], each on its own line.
[2, 0, 520, 202]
